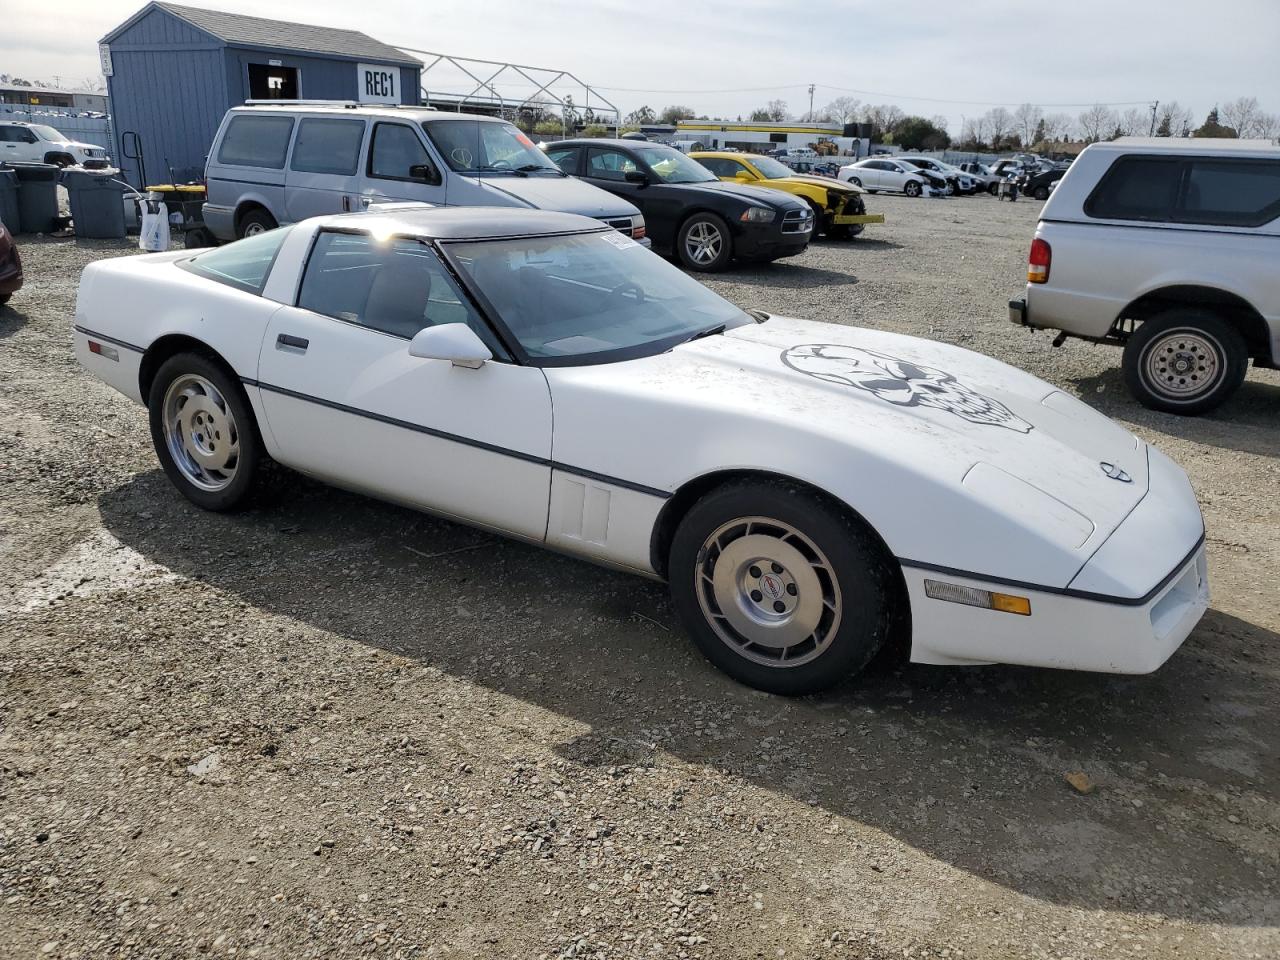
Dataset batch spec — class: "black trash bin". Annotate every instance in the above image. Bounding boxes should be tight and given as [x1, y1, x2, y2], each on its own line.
[9, 162, 60, 234]
[0, 166, 19, 231]
[62, 167, 128, 239]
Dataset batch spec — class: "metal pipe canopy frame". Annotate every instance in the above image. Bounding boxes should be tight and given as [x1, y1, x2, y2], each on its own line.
[399, 48, 620, 128]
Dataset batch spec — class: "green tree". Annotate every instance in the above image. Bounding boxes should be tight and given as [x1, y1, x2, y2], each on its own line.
[893, 116, 951, 151]
[1193, 106, 1238, 138]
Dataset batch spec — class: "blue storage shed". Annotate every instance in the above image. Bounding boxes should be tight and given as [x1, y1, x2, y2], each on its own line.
[100, 2, 421, 186]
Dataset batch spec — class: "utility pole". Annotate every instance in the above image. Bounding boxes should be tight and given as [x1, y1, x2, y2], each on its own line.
[1149, 100, 1159, 136]
[808, 84, 815, 122]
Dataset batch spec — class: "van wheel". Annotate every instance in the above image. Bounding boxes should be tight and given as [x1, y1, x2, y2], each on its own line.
[237, 208, 278, 239]
[1123, 309, 1248, 415]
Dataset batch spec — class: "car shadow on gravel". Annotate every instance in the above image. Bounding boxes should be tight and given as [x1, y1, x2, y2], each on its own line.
[1072, 367, 1280, 459]
[723, 263, 861, 289]
[0, 303, 31, 339]
[98, 470, 1280, 928]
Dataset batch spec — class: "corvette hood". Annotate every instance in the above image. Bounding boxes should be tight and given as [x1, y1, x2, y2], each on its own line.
[548, 315, 1156, 585]
[480, 175, 639, 218]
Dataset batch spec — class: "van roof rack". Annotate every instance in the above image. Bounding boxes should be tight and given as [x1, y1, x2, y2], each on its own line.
[242, 99, 365, 108]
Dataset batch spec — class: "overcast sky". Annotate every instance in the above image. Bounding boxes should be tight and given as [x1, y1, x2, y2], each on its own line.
[5, 0, 1278, 134]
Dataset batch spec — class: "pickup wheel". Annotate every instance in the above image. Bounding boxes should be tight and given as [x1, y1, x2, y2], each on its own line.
[1122, 310, 1249, 415]
[676, 213, 732, 272]
[148, 352, 267, 511]
[667, 481, 896, 695]
[904, 180, 922, 198]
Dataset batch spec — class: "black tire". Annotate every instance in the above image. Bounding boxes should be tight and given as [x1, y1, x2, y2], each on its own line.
[668, 480, 898, 696]
[1033, 185, 1050, 201]
[183, 226, 216, 249]
[236, 207, 278, 240]
[847, 176, 862, 188]
[44, 152, 74, 167]
[0, 293, 11, 306]
[904, 180, 922, 198]
[805, 200, 827, 238]
[988, 182, 1000, 196]
[676, 212, 733, 272]
[148, 352, 268, 511]
[1122, 310, 1249, 415]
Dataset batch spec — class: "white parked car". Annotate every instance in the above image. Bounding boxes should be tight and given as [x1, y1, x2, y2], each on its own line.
[1011, 138, 1280, 414]
[958, 161, 1000, 191]
[74, 207, 1208, 694]
[0, 120, 109, 167]
[838, 158, 948, 197]
[897, 156, 979, 194]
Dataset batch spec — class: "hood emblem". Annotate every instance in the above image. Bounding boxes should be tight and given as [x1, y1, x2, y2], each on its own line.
[1100, 461, 1132, 483]
[781, 344, 1034, 433]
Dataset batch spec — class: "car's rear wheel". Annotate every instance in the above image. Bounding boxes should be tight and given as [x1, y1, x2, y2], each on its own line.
[1033, 185, 1051, 201]
[1122, 309, 1249, 415]
[904, 180, 922, 198]
[668, 481, 897, 695]
[236, 208, 278, 239]
[677, 213, 732, 272]
[148, 352, 267, 511]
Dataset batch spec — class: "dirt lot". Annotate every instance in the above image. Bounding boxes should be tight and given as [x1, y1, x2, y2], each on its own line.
[1, 194, 1277, 960]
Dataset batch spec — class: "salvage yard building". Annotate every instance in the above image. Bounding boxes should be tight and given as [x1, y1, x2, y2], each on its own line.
[99, 1, 421, 186]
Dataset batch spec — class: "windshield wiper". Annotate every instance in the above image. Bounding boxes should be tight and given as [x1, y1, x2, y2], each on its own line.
[671, 323, 726, 348]
[518, 163, 566, 176]
[476, 164, 527, 176]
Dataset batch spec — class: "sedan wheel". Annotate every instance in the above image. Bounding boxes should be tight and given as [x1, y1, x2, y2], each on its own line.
[848, 176, 862, 188]
[668, 481, 896, 695]
[904, 180, 922, 198]
[149, 352, 267, 510]
[677, 214, 732, 272]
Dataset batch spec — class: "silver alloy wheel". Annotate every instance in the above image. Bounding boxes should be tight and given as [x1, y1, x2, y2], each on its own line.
[1141, 327, 1223, 401]
[161, 374, 240, 491]
[684, 220, 724, 265]
[695, 516, 842, 667]
[242, 221, 266, 237]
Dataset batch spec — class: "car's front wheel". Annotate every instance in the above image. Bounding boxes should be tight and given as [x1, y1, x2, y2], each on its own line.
[668, 481, 897, 695]
[847, 176, 862, 188]
[1122, 309, 1249, 415]
[148, 352, 267, 510]
[676, 213, 733, 272]
[904, 180, 922, 198]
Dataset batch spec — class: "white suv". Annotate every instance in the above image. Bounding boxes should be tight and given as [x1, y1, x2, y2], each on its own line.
[0, 121, 109, 167]
[1010, 138, 1280, 414]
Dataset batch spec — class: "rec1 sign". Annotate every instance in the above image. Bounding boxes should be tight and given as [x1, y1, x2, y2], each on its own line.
[357, 64, 399, 104]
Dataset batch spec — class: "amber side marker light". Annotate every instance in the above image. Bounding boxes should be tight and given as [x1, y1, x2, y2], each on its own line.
[1027, 237, 1051, 283]
[924, 579, 1031, 616]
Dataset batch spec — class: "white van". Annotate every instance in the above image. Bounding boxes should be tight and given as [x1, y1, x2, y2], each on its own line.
[203, 103, 647, 243]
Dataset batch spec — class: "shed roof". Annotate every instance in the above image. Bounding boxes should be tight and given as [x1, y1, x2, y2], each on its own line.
[103, 2, 421, 67]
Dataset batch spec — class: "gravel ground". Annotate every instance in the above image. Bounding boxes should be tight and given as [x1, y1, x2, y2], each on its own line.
[1, 194, 1277, 960]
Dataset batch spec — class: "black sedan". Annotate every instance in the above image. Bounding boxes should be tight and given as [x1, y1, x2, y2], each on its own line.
[546, 139, 813, 272]
[1020, 167, 1067, 201]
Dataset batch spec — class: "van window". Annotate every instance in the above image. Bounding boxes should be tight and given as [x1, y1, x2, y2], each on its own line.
[298, 231, 505, 354]
[1084, 156, 1181, 222]
[1181, 160, 1280, 227]
[179, 226, 292, 295]
[216, 115, 295, 169]
[368, 123, 436, 182]
[290, 118, 365, 176]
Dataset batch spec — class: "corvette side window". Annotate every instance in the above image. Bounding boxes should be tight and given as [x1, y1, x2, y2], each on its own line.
[298, 231, 506, 356]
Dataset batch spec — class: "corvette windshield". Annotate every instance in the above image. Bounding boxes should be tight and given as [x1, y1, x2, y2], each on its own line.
[422, 119, 561, 175]
[749, 156, 796, 179]
[635, 146, 718, 184]
[446, 231, 751, 364]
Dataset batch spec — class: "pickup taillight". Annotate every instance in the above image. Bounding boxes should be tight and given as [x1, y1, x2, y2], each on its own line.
[1028, 238, 1051, 283]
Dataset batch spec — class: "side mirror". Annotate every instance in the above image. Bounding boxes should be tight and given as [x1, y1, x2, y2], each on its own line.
[734, 172, 756, 182]
[407, 323, 492, 369]
[409, 163, 437, 183]
[623, 170, 649, 185]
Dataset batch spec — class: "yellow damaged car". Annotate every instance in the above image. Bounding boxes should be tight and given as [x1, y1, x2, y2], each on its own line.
[691, 151, 885, 239]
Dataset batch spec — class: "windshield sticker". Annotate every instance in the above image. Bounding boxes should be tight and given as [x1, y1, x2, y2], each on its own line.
[600, 231, 639, 249]
[781, 344, 1033, 433]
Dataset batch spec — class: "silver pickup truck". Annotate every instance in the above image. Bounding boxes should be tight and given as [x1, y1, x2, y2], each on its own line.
[1010, 138, 1279, 414]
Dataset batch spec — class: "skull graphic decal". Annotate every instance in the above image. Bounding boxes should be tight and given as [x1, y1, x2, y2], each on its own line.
[781, 344, 1033, 433]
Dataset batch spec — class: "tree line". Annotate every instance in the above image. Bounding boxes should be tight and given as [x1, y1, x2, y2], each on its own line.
[617, 95, 1277, 153]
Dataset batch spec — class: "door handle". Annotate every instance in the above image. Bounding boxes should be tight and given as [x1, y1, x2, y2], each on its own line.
[276, 333, 309, 353]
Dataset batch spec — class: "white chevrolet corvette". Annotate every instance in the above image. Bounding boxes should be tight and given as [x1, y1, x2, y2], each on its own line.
[73, 207, 1209, 695]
